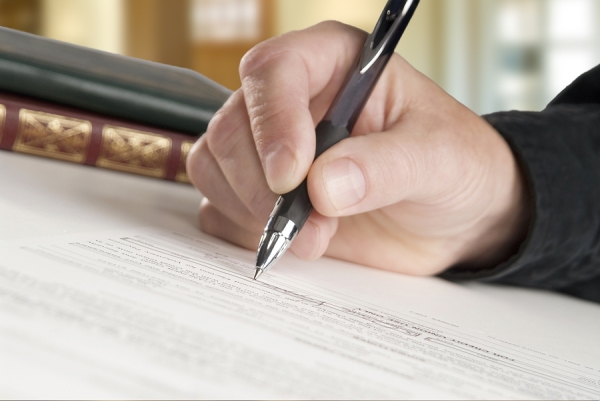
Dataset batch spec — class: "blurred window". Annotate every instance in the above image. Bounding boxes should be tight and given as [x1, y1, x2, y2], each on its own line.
[192, 0, 262, 43]
[546, 0, 597, 97]
[494, 0, 599, 111]
[190, 0, 274, 89]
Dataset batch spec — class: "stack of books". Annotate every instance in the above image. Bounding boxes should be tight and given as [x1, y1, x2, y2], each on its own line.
[0, 27, 232, 183]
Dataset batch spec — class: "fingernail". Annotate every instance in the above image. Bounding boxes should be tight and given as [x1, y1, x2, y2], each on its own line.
[322, 158, 366, 211]
[264, 143, 296, 192]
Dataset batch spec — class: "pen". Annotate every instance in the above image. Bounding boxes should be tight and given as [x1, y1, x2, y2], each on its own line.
[254, 0, 420, 280]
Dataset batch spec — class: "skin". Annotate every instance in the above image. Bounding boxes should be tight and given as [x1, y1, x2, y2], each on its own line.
[187, 21, 531, 276]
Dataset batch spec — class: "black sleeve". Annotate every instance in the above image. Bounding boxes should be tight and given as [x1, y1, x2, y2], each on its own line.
[441, 65, 600, 304]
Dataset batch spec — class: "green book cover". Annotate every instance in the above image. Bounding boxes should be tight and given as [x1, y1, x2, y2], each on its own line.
[0, 27, 232, 135]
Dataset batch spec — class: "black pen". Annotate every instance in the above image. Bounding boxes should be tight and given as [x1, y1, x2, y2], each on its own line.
[254, 0, 420, 280]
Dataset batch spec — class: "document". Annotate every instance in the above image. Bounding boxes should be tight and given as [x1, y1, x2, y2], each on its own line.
[1, 228, 599, 399]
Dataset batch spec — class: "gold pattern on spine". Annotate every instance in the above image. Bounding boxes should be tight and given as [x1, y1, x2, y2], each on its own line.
[0, 105, 5, 142]
[14, 109, 91, 163]
[176, 140, 194, 183]
[98, 125, 171, 178]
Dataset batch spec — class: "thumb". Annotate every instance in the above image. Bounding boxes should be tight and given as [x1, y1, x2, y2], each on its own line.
[306, 128, 454, 217]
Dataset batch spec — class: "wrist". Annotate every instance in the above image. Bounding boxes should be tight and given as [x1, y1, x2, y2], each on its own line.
[456, 123, 532, 269]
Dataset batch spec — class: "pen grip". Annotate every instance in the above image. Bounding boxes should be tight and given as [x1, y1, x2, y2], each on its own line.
[314, 120, 351, 158]
[275, 121, 351, 229]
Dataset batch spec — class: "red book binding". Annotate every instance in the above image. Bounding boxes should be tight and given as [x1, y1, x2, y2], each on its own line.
[0, 91, 196, 183]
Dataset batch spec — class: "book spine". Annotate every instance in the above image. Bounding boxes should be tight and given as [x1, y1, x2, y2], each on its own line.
[0, 91, 196, 184]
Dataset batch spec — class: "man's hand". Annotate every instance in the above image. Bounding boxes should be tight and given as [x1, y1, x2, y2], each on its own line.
[187, 21, 530, 275]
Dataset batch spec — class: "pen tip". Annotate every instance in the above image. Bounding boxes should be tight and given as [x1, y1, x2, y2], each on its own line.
[253, 268, 263, 280]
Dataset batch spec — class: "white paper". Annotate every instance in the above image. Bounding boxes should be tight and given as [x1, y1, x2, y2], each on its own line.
[1, 228, 599, 400]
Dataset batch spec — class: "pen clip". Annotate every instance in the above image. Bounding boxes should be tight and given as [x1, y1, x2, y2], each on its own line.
[359, 0, 419, 74]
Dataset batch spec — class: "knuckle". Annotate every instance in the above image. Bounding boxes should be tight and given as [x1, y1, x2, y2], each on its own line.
[204, 112, 244, 165]
[204, 112, 228, 155]
[185, 137, 208, 187]
[185, 137, 202, 170]
[205, 92, 243, 140]
[198, 200, 220, 236]
[239, 39, 287, 80]
[313, 19, 349, 32]
[188, 138, 219, 193]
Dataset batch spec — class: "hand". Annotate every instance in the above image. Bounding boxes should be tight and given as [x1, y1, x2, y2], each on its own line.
[187, 21, 530, 276]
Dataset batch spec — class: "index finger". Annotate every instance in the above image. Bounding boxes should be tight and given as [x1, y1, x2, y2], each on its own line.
[239, 21, 367, 194]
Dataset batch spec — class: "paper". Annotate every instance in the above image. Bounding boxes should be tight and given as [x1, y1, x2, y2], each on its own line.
[1, 228, 599, 399]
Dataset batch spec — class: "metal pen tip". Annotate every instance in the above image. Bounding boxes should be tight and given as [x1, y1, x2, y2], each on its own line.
[254, 213, 299, 280]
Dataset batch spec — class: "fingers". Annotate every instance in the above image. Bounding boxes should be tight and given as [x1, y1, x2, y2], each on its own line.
[306, 130, 427, 217]
[307, 102, 485, 218]
[199, 198, 261, 250]
[239, 21, 368, 194]
[187, 137, 269, 233]
[191, 21, 441, 264]
[200, 197, 338, 262]
[187, 87, 339, 260]
[289, 211, 339, 261]
[187, 90, 278, 230]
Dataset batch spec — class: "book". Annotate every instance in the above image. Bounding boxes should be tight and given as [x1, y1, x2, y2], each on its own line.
[0, 26, 232, 135]
[0, 91, 195, 183]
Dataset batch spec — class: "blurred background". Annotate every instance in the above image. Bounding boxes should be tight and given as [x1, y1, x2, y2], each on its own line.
[1, 0, 599, 115]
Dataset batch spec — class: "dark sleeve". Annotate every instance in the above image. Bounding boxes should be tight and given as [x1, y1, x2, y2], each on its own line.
[441, 65, 600, 304]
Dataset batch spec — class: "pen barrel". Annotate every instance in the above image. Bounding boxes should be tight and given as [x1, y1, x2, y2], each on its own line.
[324, 65, 384, 131]
[315, 120, 351, 158]
[274, 121, 351, 229]
[274, 181, 312, 230]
